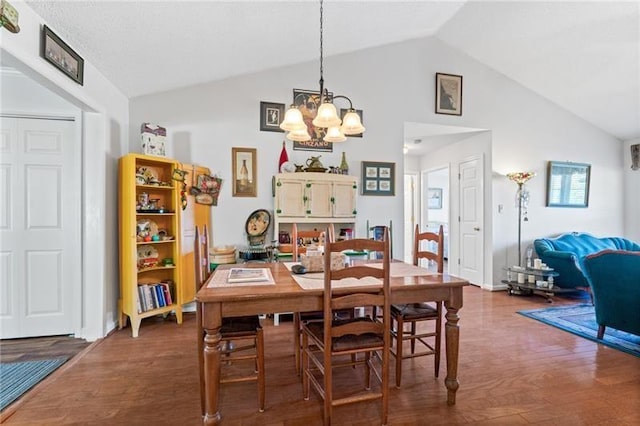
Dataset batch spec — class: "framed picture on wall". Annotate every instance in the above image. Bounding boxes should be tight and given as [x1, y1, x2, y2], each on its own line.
[361, 161, 395, 196]
[546, 161, 591, 207]
[41, 25, 84, 85]
[259, 101, 285, 132]
[427, 188, 443, 209]
[232, 147, 257, 197]
[435, 73, 462, 116]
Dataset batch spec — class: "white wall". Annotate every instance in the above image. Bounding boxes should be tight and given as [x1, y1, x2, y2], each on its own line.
[624, 138, 640, 241]
[131, 36, 625, 286]
[1, 1, 129, 339]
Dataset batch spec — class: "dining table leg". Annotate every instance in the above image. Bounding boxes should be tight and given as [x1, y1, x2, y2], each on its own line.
[201, 303, 223, 425]
[444, 289, 462, 405]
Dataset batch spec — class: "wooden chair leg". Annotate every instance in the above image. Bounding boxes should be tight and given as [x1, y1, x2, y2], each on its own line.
[410, 321, 417, 354]
[597, 324, 605, 339]
[294, 312, 301, 375]
[302, 332, 310, 400]
[395, 316, 404, 388]
[435, 303, 442, 377]
[256, 328, 265, 412]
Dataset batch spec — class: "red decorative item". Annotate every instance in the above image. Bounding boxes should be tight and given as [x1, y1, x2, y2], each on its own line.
[278, 141, 289, 171]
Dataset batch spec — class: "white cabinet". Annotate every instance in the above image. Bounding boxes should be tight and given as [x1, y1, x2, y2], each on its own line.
[273, 172, 357, 238]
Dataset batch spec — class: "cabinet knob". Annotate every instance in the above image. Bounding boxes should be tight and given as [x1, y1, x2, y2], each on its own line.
[306, 183, 311, 188]
[474, 227, 481, 231]
[276, 209, 282, 214]
[306, 210, 311, 214]
[276, 181, 282, 187]
[353, 210, 357, 215]
[330, 197, 335, 203]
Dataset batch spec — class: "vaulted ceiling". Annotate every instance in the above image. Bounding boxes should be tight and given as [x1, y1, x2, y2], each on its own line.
[25, 1, 639, 141]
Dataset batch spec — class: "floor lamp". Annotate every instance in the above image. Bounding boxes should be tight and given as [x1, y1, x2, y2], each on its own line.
[507, 172, 535, 266]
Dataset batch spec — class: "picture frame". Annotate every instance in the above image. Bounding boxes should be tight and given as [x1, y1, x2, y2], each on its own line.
[361, 161, 395, 196]
[41, 25, 84, 85]
[427, 188, 443, 209]
[435, 73, 462, 116]
[259, 101, 285, 132]
[339, 108, 364, 138]
[291, 88, 333, 152]
[546, 161, 591, 208]
[232, 147, 257, 197]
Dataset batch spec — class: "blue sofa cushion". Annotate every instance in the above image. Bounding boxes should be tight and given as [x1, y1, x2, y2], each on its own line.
[534, 233, 640, 289]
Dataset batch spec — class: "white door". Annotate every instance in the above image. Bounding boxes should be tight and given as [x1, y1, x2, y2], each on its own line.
[0, 117, 80, 338]
[458, 157, 484, 285]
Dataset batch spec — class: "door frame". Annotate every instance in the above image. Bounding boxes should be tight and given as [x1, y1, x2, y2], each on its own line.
[2, 52, 108, 341]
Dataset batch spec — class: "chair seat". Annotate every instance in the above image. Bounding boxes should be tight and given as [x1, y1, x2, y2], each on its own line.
[221, 316, 262, 337]
[391, 303, 438, 320]
[305, 318, 384, 352]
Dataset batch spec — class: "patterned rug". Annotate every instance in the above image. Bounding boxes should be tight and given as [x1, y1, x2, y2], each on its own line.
[0, 357, 68, 411]
[518, 304, 640, 358]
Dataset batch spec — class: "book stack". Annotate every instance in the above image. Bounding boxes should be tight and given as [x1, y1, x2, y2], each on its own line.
[136, 280, 175, 313]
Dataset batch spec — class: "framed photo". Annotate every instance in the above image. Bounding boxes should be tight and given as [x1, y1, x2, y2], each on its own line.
[435, 73, 462, 116]
[291, 89, 333, 152]
[259, 101, 285, 132]
[339, 108, 364, 138]
[41, 25, 84, 85]
[427, 188, 443, 209]
[232, 147, 257, 197]
[546, 161, 591, 208]
[361, 161, 395, 196]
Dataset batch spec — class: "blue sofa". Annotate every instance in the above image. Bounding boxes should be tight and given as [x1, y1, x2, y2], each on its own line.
[533, 233, 640, 290]
[584, 250, 640, 338]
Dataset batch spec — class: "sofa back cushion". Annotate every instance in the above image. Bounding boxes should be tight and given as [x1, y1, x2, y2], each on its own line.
[535, 233, 640, 259]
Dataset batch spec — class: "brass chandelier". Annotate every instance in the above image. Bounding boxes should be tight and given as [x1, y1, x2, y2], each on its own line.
[279, 0, 365, 143]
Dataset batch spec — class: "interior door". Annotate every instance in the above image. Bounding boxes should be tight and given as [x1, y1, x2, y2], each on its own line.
[458, 156, 484, 285]
[0, 116, 80, 338]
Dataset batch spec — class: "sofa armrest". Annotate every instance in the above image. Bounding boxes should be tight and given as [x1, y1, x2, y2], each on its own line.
[538, 250, 589, 289]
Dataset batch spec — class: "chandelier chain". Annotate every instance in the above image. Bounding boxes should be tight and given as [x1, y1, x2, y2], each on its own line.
[319, 0, 324, 94]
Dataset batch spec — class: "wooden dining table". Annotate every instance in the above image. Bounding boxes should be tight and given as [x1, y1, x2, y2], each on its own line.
[195, 261, 469, 425]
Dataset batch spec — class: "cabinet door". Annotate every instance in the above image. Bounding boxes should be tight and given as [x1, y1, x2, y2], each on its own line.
[307, 181, 333, 217]
[332, 180, 357, 217]
[275, 178, 306, 217]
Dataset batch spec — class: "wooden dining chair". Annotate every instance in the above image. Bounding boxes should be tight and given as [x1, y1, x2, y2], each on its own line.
[389, 224, 444, 388]
[194, 226, 265, 413]
[301, 227, 391, 426]
[292, 223, 329, 375]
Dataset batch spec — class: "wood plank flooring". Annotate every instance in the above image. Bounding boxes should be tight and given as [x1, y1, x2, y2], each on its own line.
[2, 286, 639, 425]
[0, 336, 91, 363]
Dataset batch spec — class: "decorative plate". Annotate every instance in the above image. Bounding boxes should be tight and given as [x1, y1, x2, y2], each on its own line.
[245, 209, 271, 237]
[136, 166, 158, 184]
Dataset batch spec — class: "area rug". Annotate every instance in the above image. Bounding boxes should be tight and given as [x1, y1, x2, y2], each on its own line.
[0, 357, 68, 411]
[518, 304, 640, 358]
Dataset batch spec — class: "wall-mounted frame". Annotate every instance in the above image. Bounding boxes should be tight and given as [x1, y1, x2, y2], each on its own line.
[291, 89, 333, 152]
[339, 108, 364, 138]
[361, 161, 395, 196]
[232, 147, 257, 197]
[427, 187, 443, 209]
[435, 72, 462, 116]
[259, 101, 285, 132]
[546, 161, 591, 208]
[41, 25, 84, 85]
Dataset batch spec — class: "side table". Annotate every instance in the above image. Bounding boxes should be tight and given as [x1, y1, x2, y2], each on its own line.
[502, 266, 569, 303]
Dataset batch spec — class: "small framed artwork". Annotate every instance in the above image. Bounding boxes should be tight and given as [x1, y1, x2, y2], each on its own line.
[232, 147, 257, 197]
[546, 161, 591, 207]
[41, 25, 84, 85]
[361, 161, 395, 196]
[339, 108, 364, 137]
[427, 188, 443, 209]
[259, 101, 285, 132]
[435, 73, 462, 116]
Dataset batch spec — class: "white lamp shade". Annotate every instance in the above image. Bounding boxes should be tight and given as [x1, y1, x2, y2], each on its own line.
[286, 128, 311, 142]
[323, 127, 347, 143]
[280, 106, 306, 131]
[341, 110, 365, 135]
[312, 102, 341, 128]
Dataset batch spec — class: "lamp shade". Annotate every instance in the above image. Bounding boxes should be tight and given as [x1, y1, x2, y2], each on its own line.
[312, 102, 341, 128]
[286, 128, 311, 142]
[280, 106, 306, 131]
[323, 126, 347, 143]
[341, 110, 365, 135]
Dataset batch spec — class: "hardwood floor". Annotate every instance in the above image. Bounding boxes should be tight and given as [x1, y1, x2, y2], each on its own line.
[0, 336, 91, 363]
[2, 286, 639, 425]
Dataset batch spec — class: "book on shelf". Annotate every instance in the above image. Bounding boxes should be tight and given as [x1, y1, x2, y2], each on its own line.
[227, 268, 271, 283]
